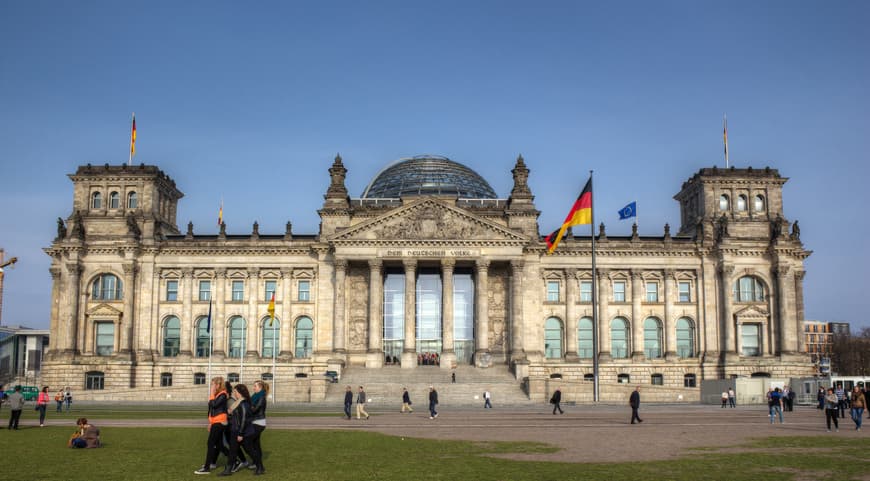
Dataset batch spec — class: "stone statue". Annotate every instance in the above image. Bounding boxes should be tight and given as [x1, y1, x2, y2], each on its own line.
[56, 217, 67, 241]
[790, 220, 800, 240]
[70, 210, 85, 240]
[717, 214, 729, 239]
[126, 213, 141, 237]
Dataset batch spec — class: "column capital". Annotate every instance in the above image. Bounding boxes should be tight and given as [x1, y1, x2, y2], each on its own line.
[794, 269, 806, 281]
[510, 259, 524, 271]
[440, 258, 456, 270]
[49, 266, 62, 280]
[64, 262, 82, 276]
[367, 258, 383, 270]
[718, 263, 735, 276]
[566, 267, 579, 279]
[122, 263, 137, 275]
[280, 267, 293, 278]
[334, 258, 348, 271]
[774, 264, 791, 277]
[247, 267, 260, 278]
[214, 267, 227, 278]
[596, 268, 610, 280]
[182, 267, 195, 278]
[402, 259, 417, 271]
[630, 269, 643, 281]
[475, 258, 490, 271]
[663, 268, 676, 280]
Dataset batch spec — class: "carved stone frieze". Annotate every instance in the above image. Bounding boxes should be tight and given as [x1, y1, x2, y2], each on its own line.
[347, 267, 369, 350]
[488, 267, 509, 351]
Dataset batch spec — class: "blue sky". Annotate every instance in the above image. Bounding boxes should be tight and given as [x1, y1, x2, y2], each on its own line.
[1, 1, 867, 331]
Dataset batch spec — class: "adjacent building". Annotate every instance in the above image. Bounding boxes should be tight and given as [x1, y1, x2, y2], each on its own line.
[41, 156, 814, 401]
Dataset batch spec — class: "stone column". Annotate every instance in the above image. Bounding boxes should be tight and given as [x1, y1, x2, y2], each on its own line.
[280, 268, 293, 356]
[775, 264, 796, 354]
[63, 262, 81, 354]
[510, 260, 525, 360]
[794, 270, 806, 354]
[333, 259, 348, 355]
[630, 270, 644, 360]
[47, 267, 62, 356]
[440, 258, 455, 370]
[474, 258, 490, 366]
[719, 264, 736, 359]
[180, 269, 194, 356]
[664, 269, 676, 359]
[246, 268, 259, 358]
[366, 259, 384, 368]
[401, 260, 417, 368]
[596, 269, 611, 361]
[565, 269, 579, 361]
[119, 263, 136, 355]
[213, 269, 227, 357]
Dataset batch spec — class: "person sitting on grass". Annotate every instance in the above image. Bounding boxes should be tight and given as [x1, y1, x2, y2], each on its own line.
[68, 417, 101, 448]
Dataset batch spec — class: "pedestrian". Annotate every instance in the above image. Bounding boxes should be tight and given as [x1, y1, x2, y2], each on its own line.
[850, 386, 866, 431]
[728, 387, 736, 408]
[37, 386, 50, 427]
[629, 386, 643, 424]
[835, 384, 846, 418]
[248, 380, 268, 475]
[55, 389, 65, 413]
[817, 387, 825, 410]
[784, 386, 795, 412]
[219, 384, 259, 477]
[64, 386, 73, 412]
[550, 387, 563, 415]
[483, 390, 492, 409]
[721, 390, 728, 408]
[824, 388, 839, 432]
[343, 386, 353, 420]
[225, 381, 249, 472]
[7, 385, 24, 430]
[401, 387, 413, 413]
[194, 376, 229, 475]
[451, 372, 456, 383]
[356, 386, 370, 420]
[428, 386, 439, 419]
[0, 384, 5, 413]
[769, 387, 784, 424]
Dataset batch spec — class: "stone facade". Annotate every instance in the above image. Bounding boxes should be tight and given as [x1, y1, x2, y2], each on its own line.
[41, 159, 813, 401]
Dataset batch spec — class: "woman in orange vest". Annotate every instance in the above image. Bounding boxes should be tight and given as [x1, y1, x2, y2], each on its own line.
[195, 377, 229, 475]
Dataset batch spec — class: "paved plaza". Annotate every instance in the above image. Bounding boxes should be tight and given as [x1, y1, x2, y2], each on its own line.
[54, 403, 864, 464]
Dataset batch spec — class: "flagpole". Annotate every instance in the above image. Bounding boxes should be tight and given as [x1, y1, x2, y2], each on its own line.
[207, 300, 213, 390]
[272, 314, 277, 404]
[240, 322, 245, 384]
[590, 170, 599, 403]
[723, 114, 729, 168]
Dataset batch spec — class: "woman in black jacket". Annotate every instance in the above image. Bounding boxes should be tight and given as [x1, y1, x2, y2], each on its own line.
[218, 384, 256, 477]
[249, 380, 269, 475]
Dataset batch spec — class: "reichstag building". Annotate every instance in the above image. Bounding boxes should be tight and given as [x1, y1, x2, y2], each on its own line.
[42, 155, 813, 401]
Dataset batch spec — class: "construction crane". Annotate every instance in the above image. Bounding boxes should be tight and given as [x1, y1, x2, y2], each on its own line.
[0, 256, 18, 326]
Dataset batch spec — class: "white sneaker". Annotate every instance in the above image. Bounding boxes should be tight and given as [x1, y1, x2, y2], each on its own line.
[194, 466, 211, 475]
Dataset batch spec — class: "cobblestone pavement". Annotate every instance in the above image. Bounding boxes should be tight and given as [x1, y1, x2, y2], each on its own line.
[58, 404, 862, 463]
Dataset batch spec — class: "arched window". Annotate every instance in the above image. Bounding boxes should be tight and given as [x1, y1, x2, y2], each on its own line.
[719, 194, 730, 211]
[109, 191, 120, 209]
[733, 276, 765, 302]
[295, 317, 313, 358]
[754, 195, 765, 212]
[643, 317, 662, 359]
[195, 316, 210, 357]
[162, 316, 181, 357]
[91, 192, 102, 209]
[85, 371, 105, 390]
[91, 273, 123, 300]
[578, 317, 593, 359]
[127, 191, 138, 209]
[676, 317, 695, 358]
[611, 318, 629, 359]
[736, 195, 747, 211]
[544, 317, 563, 359]
[228, 316, 246, 358]
[583, 373, 595, 382]
[261, 317, 280, 357]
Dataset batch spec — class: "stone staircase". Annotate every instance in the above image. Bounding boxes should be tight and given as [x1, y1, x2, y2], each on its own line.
[327, 365, 533, 407]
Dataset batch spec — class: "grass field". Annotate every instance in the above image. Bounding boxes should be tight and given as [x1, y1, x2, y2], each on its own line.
[2, 409, 869, 480]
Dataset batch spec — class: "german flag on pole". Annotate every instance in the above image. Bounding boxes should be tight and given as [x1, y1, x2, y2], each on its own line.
[129, 113, 137, 159]
[267, 292, 276, 327]
[545, 177, 592, 254]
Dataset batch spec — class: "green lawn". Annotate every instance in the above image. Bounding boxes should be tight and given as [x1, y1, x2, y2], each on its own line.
[2, 408, 869, 480]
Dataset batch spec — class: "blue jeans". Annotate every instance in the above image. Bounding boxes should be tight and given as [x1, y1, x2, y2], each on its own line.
[769, 405, 783, 423]
[429, 402, 437, 418]
[851, 408, 864, 429]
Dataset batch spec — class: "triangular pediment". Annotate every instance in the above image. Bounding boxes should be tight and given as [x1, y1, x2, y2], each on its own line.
[330, 199, 529, 243]
[86, 303, 123, 318]
[734, 304, 769, 318]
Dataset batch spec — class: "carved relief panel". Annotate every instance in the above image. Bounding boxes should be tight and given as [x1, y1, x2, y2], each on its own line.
[488, 265, 509, 358]
[347, 266, 369, 351]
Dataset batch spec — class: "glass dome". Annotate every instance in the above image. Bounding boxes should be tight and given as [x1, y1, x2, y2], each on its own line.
[361, 155, 497, 199]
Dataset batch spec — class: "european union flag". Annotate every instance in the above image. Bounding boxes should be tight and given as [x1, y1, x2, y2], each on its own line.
[618, 202, 636, 220]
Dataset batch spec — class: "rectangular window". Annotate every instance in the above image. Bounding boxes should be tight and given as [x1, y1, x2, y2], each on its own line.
[160, 373, 173, 387]
[85, 372, 104, 390]
[193, 373, 206, 385]
[741, 324, 761, 356]
[651, 374, 663, 386]
[199, 280, 211, 301]
[546, 281, 560, 302]
[579, 281, 593, 302]
[231, 281, 244, 302]
[96, 322, 114, 356]
[166, 280, 178, 301]
[613, 281, 626, 302]
[298, 280, 310, 301]
[646, 282, 659, 302]
[684, 375, 696, 388]
[678, 281, 691, 302]
[264, 280, 277, 301]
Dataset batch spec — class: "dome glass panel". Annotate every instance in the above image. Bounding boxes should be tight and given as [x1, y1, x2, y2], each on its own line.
[361, 155, 497, 199]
